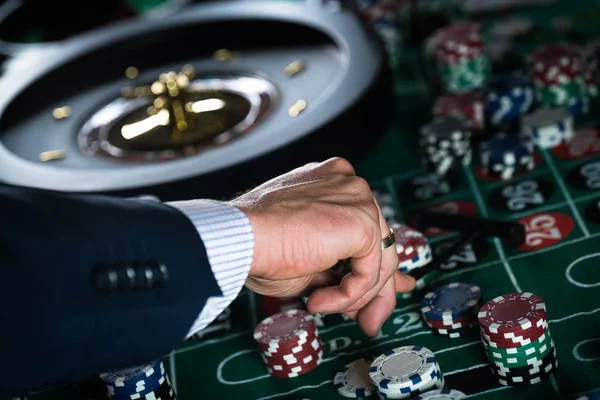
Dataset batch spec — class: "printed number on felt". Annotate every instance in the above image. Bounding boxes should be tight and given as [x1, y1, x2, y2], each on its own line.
[501, 180, 545, 211]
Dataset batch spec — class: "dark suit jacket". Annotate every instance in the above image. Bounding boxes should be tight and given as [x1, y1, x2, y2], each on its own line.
[0, 184, 221, 397]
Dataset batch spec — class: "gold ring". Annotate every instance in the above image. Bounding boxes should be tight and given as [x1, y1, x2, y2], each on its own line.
[381, 228, 396, 250]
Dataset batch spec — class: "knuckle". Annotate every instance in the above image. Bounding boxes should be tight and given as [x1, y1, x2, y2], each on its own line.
[323, 157, 355, 174]
[349, 176, 371, 193]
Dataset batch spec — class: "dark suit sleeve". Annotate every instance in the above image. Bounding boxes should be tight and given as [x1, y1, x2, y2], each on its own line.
[0, 184, 222, 397]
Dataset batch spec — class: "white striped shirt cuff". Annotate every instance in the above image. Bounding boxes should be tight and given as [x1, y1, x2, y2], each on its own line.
[167, 199, 254, 339]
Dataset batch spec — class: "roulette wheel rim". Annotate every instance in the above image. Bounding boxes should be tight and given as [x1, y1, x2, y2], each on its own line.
[0, 1, 393, 199]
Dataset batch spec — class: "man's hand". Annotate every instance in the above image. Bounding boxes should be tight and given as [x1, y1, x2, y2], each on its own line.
[230, 158, 416, 336]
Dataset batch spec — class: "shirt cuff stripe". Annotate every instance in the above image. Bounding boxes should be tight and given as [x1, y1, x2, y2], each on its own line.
[167, 199, 254, 339]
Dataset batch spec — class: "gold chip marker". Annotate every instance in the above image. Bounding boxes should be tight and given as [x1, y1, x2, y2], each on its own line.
[288, 99, 307, 117]
[125, 67, 139, 79]
[52, 106, 71, 120]
[40, 149, 66, 162]
[213, 49, 237, 62]
[284, 61, 305, 77]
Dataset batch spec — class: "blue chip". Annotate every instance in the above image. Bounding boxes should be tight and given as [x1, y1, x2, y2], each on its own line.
[420, 282, 481, 321]
[100, 359, 165, 395]
[485, 73, 534, 125]
[479, 132, 533, 167]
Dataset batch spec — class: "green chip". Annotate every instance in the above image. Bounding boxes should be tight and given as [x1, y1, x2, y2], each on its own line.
[483, 331, 554, 368]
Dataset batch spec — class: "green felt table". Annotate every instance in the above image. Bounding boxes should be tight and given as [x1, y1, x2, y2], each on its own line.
[29, 0, 600, 399]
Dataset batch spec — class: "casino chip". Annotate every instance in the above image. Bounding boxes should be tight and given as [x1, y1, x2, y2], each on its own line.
[390, 223, 437, 300]
[521, 107, 574, 149]
[528, 43, 590, 115]
[478, 292, 557, 386]
[369, 346, 445, 399]
[488, 178, 553, 212]
[479, 133, 535, 181]
[254, 309, 324, 378]
[427, 22, 490, 93]
[333, 357, 374, 398]
[392, 223, 432, 273]
[99, 359, 176, 399]
[485, 73, 534, 126]
[567, 160, 600, 191]
[419, 116, 472, 175]
[414, 388, 467, 399]
[433, 91, 484, 131]
[419, 283, 481, 338]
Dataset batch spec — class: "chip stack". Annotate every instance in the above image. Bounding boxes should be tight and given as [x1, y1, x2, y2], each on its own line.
[369, 345, 446, 399]
[420, 283, 481, 338]
[433, 91, 485, 132]
[420, 116, 472, 175]
[528, 43, 589, 115]
[391, 222, 436, 299]
[429, 22, 490, 93]
[100, 359, 176, 399]
[478, 292, 558, 386]
[485, 73, 534, 126]
[254, 309, 324, 378]
[521, 107, 574, 149]
[479, 133, 535, 181]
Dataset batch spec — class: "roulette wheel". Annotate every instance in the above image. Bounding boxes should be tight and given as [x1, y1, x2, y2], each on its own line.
[0, 1, 393, 200]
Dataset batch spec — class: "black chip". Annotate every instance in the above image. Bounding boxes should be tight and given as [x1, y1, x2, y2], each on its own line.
[432, 234, 489, 271]
[567, 160, 600, 190]
[401, 171, 459, 201]
[488, 178, 553, 212]
[584, 197, 600, 225]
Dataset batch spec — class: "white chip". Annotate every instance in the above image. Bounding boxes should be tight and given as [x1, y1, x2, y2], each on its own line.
[369, 346, 437, 389]
[333, 358, 374, 398]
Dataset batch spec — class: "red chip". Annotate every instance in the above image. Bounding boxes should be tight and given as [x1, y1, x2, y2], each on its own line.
[517, 212, 575, 251]
[529, 43, 584, 82]
[254, 309, 316, 346]
[478, 292, 547, 335]
[433, 91, 484, 131]
[267, 354, 323, 378]
[427, 21, 483, 58]
[390, 223, 429, 262]
[480, 327, 546, 349]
